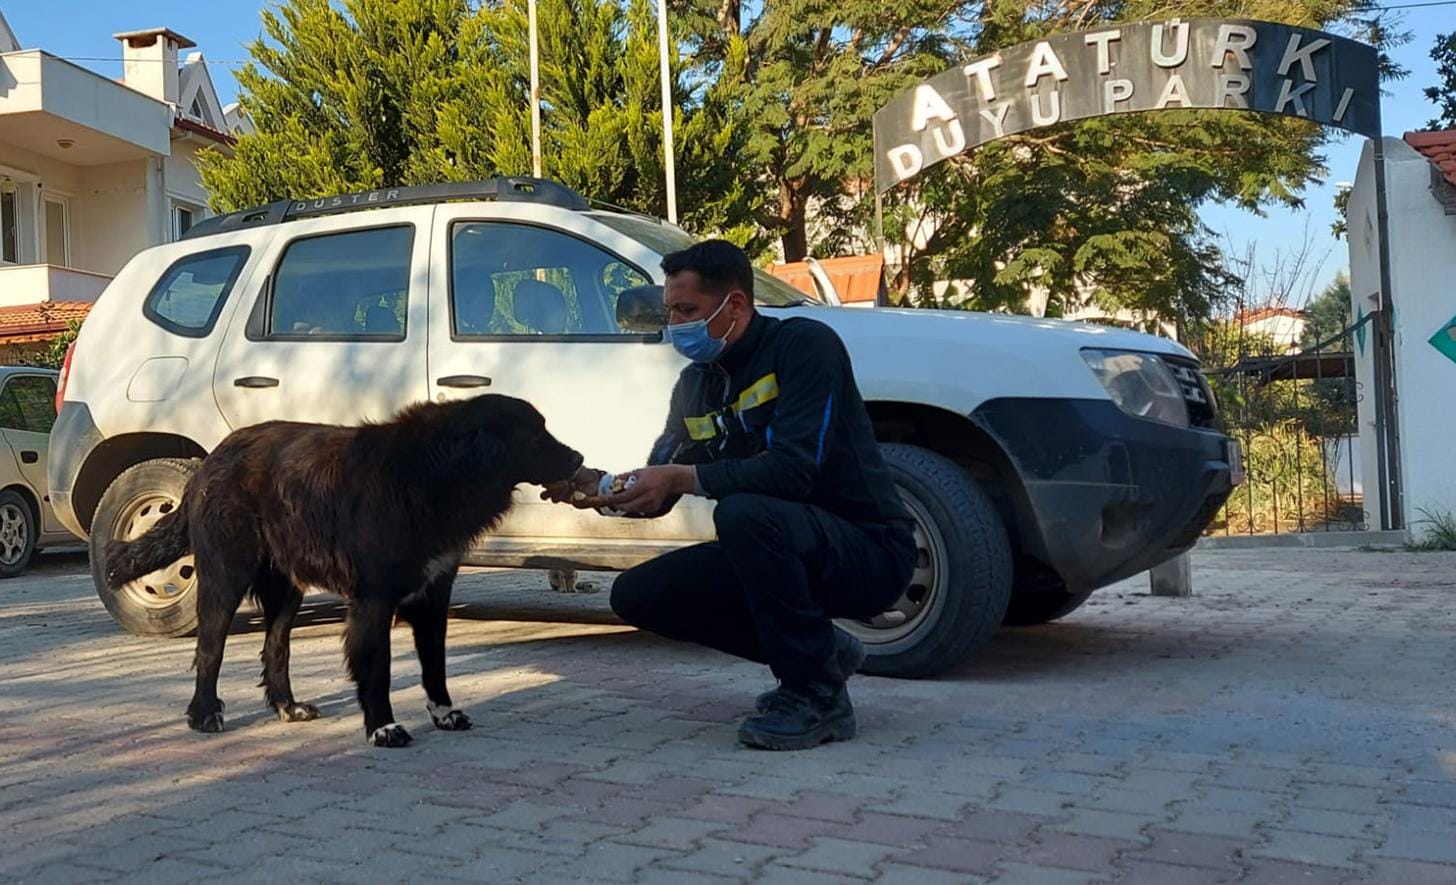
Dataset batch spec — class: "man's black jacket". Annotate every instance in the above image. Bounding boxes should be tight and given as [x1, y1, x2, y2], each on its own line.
[645, 311, 913, 534]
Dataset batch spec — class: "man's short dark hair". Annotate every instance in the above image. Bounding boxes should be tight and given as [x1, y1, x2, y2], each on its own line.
[661, 239, 755, 300]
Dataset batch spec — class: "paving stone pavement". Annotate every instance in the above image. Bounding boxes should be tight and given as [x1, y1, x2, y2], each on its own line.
[1, 548, 1453, 884]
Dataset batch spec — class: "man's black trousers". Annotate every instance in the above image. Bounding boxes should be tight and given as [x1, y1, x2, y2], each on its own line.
[610, 493, 916, 688]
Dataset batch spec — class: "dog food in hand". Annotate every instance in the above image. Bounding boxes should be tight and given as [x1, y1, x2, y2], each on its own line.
[595, 473, 637, 517]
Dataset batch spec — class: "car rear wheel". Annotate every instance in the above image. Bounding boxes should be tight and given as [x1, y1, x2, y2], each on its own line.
[840, 444, 1013, 678]
[90, 458, 200, 637]
[0, 490, 37, 578]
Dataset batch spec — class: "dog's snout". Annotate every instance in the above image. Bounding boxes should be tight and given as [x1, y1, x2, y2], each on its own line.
[527, 431, 583, 484]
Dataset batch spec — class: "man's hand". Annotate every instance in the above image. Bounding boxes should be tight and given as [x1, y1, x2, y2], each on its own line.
[606, 465, 695, 515]
[540, 466, 607, 509]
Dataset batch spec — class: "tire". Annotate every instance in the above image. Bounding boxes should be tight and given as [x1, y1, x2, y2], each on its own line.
[839, 443, 1013, 678]
[1002, 588, 1094, 626]
[0, 490, 37, 578]
[90, 458, 201, 637]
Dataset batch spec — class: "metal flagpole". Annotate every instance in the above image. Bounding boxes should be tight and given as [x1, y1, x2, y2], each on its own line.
[1370, 131, 1404, 531]
[656, 0, 678, 223]
[528, 0, 542, 178]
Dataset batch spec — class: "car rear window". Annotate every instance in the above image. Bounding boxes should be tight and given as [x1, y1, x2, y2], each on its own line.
[143, 246, 251, 337]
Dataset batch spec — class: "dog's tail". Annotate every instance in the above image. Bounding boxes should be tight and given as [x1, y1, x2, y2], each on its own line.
[104, 502, 192, 589]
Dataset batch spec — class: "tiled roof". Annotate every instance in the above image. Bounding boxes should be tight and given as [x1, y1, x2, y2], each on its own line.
[174, 114, 237, 145]
[1404, 131, 1456, 216]
[1405, 130, 1456, 187]
[768, 255, 886, 305]
[0, 301, 92, 343]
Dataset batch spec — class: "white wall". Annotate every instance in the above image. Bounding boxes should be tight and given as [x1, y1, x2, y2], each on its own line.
[75, 159, 152, 275]
[1, 144, 154, 276]
[164, 141, 212, 222]
[1244, 315, 1307, 351]
[1349, 137, 1456, 539]
[0, 264, 108, 305]
[3, 143, 83, 268]
[37, 54, 170, 156]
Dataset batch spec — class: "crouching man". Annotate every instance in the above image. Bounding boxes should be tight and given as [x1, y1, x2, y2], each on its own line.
[548, 240, 914, 750]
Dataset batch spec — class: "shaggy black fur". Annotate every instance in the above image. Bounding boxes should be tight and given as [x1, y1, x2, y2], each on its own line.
[106, 394, 583, 747]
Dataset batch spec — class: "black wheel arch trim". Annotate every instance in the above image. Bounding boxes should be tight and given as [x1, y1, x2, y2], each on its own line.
[968, 396, 1235, 593]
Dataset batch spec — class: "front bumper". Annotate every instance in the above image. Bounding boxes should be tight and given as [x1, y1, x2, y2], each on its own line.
[972, 398, 1235, 591]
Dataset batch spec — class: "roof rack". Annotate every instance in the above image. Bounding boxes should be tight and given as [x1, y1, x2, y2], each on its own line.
[180, 177, 591, 241]
[582, 196, 665, 226]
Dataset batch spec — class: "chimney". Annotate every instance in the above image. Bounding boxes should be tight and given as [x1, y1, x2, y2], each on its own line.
[113, 27, 196, 105]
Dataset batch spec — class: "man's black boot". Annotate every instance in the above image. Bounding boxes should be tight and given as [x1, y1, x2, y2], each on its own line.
[756, 629, 866, 714]
[738, 682, 856, 751]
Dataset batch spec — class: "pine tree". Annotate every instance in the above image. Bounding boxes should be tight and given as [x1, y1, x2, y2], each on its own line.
[673, 0, 958, 262]
[197, 0, 762, 248]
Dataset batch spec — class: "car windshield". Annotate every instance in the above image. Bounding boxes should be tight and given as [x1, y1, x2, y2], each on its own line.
[590, 212, 822, 308]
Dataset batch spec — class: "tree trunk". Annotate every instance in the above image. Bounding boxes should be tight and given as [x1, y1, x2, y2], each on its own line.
[778, 181, 809, 262]
[718, 0, 740, 35]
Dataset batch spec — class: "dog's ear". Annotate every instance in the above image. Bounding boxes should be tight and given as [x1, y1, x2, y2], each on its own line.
[424, 423, 508, 476]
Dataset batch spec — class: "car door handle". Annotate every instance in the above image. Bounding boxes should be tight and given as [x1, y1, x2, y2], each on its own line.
[437, 375, 492, 389]
[20, 451, 37, 464]
[233, 376, 280, 388]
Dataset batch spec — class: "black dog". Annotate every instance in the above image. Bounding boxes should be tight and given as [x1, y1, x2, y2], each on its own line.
[106, 394, 583, 747]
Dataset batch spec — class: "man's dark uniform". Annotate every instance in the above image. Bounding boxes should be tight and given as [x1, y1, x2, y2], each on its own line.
[611, 311, 916, 692]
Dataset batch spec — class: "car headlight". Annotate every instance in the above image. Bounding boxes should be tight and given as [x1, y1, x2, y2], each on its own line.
[1081, 349, 1189, 427]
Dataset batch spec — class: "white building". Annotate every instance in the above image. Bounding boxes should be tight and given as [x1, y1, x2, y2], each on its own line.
[1347, 131, 1456, 538]
[0, 9, 251, 315]
[1234, 307, 1308, 353]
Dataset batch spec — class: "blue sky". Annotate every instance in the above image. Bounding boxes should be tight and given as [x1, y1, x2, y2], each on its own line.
[5, 1, 1452, 305]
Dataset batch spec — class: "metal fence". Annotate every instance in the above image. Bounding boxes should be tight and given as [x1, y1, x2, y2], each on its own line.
[1200, 316, 1372, 536]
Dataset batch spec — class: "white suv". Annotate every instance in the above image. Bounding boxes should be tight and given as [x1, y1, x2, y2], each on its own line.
[50, 178, 1238, 676]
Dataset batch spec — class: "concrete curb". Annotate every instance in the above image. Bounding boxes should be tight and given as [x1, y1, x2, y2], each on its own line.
[1197, 529, 1410, 550]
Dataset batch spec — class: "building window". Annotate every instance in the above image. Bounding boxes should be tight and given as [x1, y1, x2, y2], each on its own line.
[1, 182, 16, 265]
[173, 205, 196, 240]
[42, 196, 69, 267]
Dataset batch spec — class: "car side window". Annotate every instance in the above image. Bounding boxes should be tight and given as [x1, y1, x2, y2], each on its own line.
[0, 376, 57, 434]
[450, 222, 649, 338]
[143, 246, 250, 337]
[267, 226, 413, 339]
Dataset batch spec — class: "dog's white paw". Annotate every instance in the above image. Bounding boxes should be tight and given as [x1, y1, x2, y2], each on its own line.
[276, 702, 320, 723]
[427, 702, 473, 731]
[369, 723, 413, 747]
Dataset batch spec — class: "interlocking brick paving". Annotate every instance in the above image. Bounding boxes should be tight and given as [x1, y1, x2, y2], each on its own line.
[2, 548, 1453, 883]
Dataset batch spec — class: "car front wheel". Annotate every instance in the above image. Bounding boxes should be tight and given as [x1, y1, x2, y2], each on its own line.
[840, 443, 1013, 678]
[90, 458, 200, 637]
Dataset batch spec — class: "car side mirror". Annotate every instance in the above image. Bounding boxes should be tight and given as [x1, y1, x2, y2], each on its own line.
[616, 285, 669, 334]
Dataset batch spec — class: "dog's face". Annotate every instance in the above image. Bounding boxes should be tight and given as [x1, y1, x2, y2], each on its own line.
[473, 395, 584, 485]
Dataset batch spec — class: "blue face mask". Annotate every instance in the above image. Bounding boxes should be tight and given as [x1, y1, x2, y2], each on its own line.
[667, 296, 736, 363]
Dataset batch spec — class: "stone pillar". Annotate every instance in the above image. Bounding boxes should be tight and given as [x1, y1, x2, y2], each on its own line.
[1149, 553, 1192, 597]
